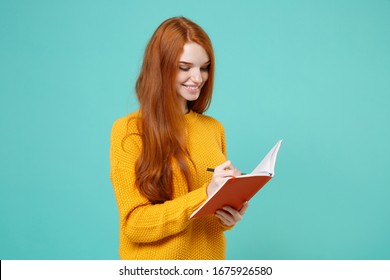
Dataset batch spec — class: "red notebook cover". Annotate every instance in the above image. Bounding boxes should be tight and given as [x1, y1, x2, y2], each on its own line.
[190, 139, 282, 219]
[190, 174, 272, 219]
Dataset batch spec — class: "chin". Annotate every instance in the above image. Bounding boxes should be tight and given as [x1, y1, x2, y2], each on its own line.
[186, 94, 200, 102]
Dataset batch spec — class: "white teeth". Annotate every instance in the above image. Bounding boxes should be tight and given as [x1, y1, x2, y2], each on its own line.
[184, 85, 199, 89]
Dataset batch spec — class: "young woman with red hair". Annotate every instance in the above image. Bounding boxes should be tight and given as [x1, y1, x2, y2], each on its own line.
[110, 17, 248, 260]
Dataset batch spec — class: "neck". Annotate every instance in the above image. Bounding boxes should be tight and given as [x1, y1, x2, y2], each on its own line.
[180, 101, 189, 114]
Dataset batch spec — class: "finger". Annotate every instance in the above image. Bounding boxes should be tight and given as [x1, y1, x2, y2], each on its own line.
[221, 161, 242, 176]
[215, 160, 233, 172]
[222, 169, 236, 177]
[213, 170, 236, 184]
[215, 213, 229, 226]
[239, 201, 249, 215]
[222, 206, 242, 222]
[214, 169, 234, 177]
[214, 161, 243, 180]
[233, 167, 242, 176]
[215, 211, 234, 226]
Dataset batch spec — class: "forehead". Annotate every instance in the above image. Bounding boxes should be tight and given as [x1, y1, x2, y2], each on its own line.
[179, 42, 209, 63]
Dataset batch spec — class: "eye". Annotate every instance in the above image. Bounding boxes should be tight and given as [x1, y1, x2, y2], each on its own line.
[201, 64, 210, 72]
[179, 66, 190, 71]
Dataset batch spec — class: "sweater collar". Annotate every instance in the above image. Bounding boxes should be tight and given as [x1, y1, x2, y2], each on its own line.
[184, 110, 198, 124]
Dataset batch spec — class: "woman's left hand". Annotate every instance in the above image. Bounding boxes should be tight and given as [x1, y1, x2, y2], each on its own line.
[215, 201, 249, 227]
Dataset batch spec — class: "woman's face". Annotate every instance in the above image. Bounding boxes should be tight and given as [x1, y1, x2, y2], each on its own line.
[176, 42, 210, 113]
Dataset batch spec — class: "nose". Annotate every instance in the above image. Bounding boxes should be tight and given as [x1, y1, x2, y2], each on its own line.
[191, 68, 203, 84]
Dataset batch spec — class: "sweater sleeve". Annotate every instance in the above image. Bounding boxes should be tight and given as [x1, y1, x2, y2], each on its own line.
[218, 123, 235, 231]
[110, 117, 208, 243]
[220, 123, 227, 157]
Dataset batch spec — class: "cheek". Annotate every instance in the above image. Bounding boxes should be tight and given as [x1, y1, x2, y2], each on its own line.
[176, 72, 188, 84]
[202, 72, 209, 83]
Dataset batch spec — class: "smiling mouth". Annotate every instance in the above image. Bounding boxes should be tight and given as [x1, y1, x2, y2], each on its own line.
[183, 84, 200, 90]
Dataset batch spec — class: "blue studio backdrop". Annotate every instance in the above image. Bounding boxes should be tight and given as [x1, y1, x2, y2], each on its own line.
[1, 0, 389, 259]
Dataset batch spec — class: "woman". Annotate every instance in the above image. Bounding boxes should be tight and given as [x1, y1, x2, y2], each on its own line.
[110, 16, 248, 260]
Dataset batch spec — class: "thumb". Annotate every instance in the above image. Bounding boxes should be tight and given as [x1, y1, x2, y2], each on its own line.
[216, 160, 232, 171]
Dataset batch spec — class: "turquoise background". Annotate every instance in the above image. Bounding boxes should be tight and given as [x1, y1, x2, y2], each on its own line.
[1, 0, 389, 260]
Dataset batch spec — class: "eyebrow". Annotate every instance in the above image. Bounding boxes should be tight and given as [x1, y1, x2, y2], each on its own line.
[179, 60, 211, 66]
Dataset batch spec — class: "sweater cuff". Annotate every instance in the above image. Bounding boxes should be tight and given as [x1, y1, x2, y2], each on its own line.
[187, 184, 208, 214]
[219, 223, 234, 231]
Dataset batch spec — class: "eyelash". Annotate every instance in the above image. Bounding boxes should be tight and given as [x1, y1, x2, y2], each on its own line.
[179, 66, 209, 72]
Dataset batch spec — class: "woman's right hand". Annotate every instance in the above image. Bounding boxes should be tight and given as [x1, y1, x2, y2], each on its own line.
[206, 160, 241, 197]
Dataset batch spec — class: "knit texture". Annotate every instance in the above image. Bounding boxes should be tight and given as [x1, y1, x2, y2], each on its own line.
[110, 110, 232, 260]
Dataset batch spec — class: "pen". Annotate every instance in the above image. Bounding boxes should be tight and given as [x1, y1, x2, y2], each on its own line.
[207, 168, 246, 175]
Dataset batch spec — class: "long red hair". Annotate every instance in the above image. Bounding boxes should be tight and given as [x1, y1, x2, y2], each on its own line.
[134, 17, 215, 204]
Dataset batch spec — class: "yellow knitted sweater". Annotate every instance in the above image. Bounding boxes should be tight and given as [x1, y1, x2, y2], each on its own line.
[110, 110, 232, 260]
